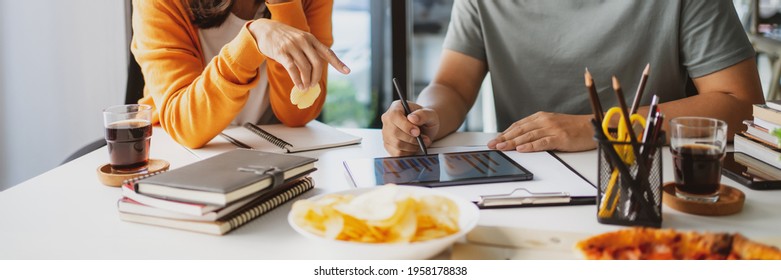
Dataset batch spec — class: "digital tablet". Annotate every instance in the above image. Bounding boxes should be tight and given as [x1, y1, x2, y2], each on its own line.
[722, 152, 781, 190]
[343, 150, 533, 188]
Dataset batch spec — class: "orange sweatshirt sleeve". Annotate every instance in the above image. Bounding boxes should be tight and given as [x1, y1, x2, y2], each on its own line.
[265, 0, 334, 127]
[132, 0, 265, 148]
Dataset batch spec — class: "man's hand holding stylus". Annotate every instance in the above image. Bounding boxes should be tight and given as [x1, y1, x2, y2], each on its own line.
[381, 101, 439, 156]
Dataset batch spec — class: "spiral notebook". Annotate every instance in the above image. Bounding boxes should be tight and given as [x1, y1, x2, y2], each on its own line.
[119, 177, 314, 235]
[220, 120, 362, 153]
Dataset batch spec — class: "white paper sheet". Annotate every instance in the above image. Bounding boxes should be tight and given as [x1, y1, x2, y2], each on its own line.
[431, 132, 500, 148]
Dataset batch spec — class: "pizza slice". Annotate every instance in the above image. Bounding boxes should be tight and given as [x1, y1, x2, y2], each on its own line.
[577, 227, 777, 260]
[730, 234, 781, 260]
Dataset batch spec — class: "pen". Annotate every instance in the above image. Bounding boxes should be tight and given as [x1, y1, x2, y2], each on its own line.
[640, 95, 659, 158]
[392, 78, 428, 155]
[220, 133, 252, 149]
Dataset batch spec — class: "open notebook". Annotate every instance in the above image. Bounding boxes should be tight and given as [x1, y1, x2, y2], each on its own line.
[220, 120, 362, 153]
[182, 120, 361, 159]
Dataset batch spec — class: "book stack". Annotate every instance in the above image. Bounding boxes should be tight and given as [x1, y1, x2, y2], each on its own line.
[117, 149, 317, 235]
[735, 101, 781, 170]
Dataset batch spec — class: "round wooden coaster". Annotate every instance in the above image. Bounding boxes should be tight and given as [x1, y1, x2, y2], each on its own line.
[96, 159, 170, 187]
[662, 182, 745, 216]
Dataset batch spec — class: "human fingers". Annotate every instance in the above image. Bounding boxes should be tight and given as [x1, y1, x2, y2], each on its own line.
[506, 113, 596, 152]
[383, 101, 426, 138]
[495, 121, 543, 150]
[382, 126, 424, 156]
[301, 39, 324, 88]
[384, 142, 404, 157]
[489, 112, 544, 149]
[384, 142, 418, 157]
[287, 47, 312, 90]
[312, 39, 351, 74]
[515, 136, 557, 153]
[278, 54, 304, 90]
[487, 135, 505, 149]
[383, 134, 432, 156]
[501, 127, 553, 151]
[406, 108, 439, 137]
[381, 104, 425, 154]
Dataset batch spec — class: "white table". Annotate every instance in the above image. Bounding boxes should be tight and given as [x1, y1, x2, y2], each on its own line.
[1, 127, 779, 259]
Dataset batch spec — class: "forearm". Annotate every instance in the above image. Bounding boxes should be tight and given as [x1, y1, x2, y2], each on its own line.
[256, 0, 335, 126]
[155, 38, 260, 148]
[416, 83, 473, 140]
[157, 76, 251, 148]
[133, 2, 263, 149]
[636, 92, 759, 142]
[253, 9, 325, 126]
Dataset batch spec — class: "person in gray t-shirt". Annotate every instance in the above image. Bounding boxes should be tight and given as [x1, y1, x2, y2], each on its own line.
[381, 0, 764, 156]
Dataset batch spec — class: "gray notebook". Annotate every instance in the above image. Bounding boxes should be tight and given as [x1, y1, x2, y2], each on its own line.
[135, 149, 316, 206]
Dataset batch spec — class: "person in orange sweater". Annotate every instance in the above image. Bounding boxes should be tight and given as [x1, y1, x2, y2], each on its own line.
[131, 0, 350, 148]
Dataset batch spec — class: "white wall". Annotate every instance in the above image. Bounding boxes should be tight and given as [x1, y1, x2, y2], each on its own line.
[0, 0, 128, 190]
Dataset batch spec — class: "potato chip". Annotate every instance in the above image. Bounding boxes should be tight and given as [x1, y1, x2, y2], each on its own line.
[416, 195, 459, 232]
[386, 205, 417, 243]
[290, 185, 461, 244]
[333, 187, 400, 221]
[290, 84, 321, 109]
[323, 213, 344, 239]
[375, 196, 409, 227]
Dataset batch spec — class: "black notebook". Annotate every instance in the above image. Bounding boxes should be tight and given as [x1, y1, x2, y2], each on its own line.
[120, 177, 314, 235]
[134, 149, 316, 206]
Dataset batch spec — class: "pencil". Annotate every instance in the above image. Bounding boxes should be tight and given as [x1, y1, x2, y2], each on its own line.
[584, 68, 604, 122]
[613, 76, 656, 217]
[612, 76, 639, 146]
[611, 75, 644, 165]
[629, 64, 650, 114]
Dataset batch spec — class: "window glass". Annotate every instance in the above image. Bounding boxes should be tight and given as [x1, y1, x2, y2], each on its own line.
[325, 0, 374, 128]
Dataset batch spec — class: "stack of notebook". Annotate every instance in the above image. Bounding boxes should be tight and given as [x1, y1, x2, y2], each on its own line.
[117, 149, 317, 235]
[735, 101, 781, 169]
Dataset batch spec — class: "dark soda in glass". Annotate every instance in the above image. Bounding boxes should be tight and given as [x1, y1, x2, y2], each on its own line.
[672, 143, 722, 196]
[106, 119, 152, 173]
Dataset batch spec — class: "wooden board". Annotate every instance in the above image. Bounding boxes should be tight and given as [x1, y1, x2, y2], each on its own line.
[96, 159, 170, 187]
[662, 182, 744, 216]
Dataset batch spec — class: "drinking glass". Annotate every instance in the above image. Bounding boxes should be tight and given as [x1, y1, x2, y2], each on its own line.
[103, 104, 152, 173]
[670, 117, 727, 203]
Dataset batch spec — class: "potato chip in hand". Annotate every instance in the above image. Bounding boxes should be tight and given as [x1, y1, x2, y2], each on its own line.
[291, 185, 460, 244]
[290, 84, 321, 109]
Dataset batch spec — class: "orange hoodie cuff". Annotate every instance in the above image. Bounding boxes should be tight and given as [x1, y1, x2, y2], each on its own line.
[267, 0, 309, 31]
[222, 22, 264, 81]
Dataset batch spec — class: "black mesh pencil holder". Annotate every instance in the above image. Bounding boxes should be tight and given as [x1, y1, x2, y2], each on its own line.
[595, 132, 664, 228]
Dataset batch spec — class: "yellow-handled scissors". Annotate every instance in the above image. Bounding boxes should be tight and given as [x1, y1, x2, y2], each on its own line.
[598, 107, 645, 218]
[601, 107, 646, 164]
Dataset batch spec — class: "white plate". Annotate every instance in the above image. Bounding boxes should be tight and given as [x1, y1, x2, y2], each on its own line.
[287, 185, 480, 260]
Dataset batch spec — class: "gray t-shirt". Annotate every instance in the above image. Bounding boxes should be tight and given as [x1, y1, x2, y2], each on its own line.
[444, 0, 755, 130]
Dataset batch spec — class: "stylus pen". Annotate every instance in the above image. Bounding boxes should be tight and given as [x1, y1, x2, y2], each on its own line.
[392, 78, 428, 155]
